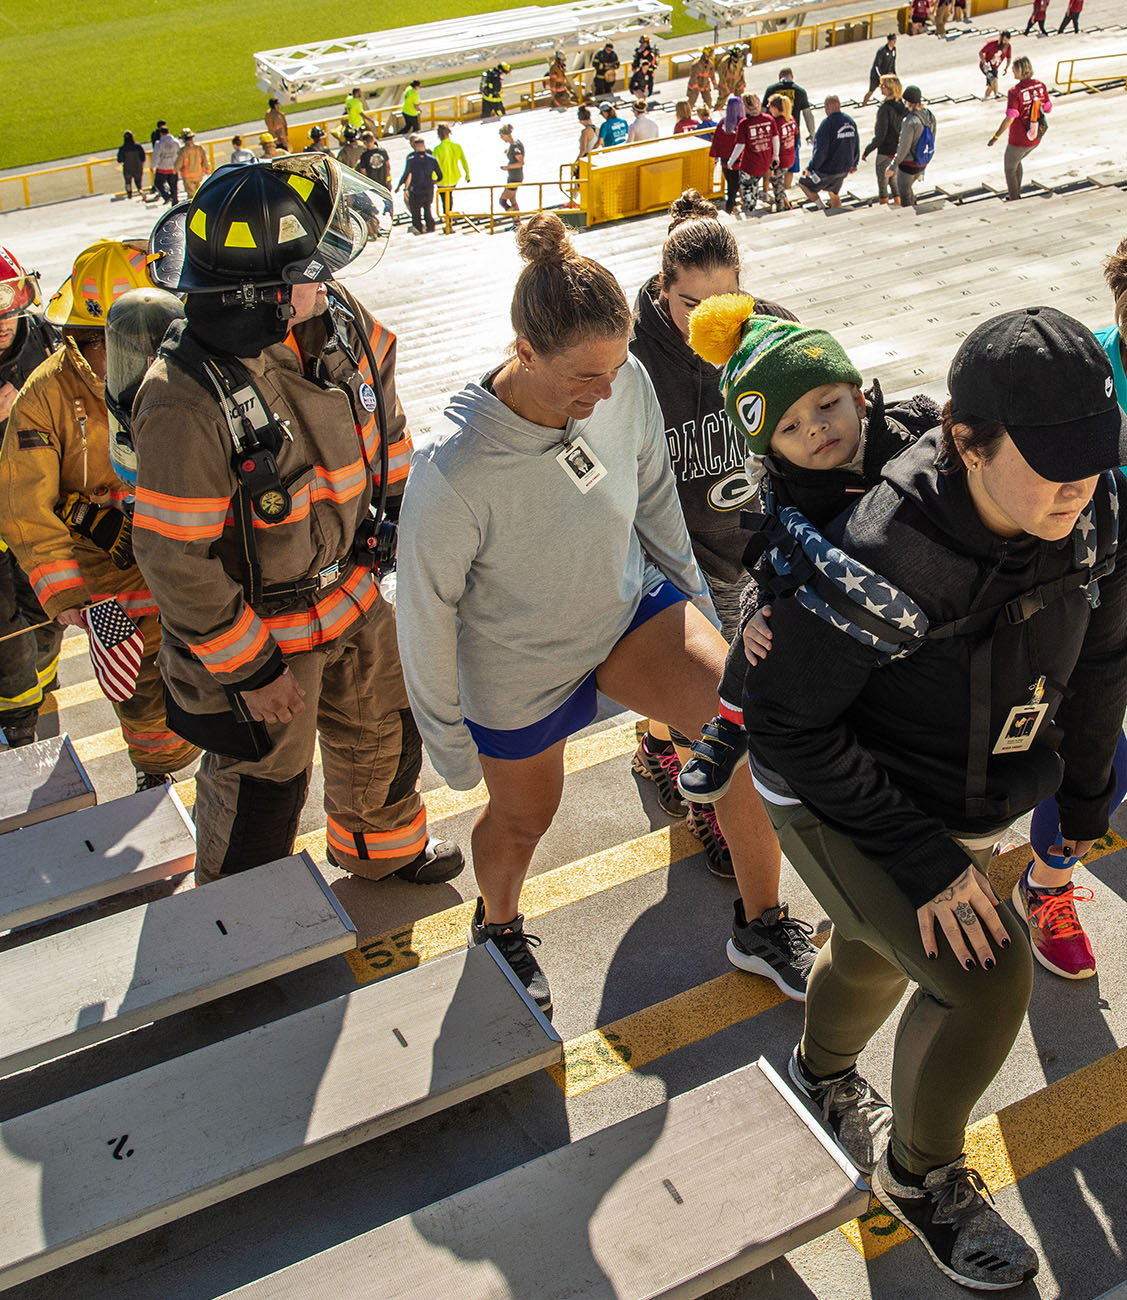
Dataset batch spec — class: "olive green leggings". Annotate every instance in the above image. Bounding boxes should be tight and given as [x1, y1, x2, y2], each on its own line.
[766, 800, 1034, 1176]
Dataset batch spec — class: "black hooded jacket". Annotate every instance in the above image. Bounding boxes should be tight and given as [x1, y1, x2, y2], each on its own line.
[742, 428, 1127, 907]
[0, 315, 59, 439]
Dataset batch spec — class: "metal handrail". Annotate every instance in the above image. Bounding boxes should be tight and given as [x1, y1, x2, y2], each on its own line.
[437, 178, 576, 233]
[1054, 53, 1127, 95]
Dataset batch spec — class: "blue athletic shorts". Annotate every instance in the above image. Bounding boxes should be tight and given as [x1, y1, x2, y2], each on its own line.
[465, 579, 688, 762]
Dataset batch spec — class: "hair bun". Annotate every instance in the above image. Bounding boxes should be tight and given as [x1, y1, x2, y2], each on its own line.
[516, 213, 573, 266]
[688, 293, 758, 365]
[667, 189, 718, 231]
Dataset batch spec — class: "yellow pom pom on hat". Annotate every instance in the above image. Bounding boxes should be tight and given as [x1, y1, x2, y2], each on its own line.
[690, 295, 862, 455]
[45, 239, 153, 328]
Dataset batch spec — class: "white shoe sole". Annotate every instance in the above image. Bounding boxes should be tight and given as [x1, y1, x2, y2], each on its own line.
[726, 938, 807, 1001]
[1010, 880, 1096, 980]
[676, 766, 737, 804]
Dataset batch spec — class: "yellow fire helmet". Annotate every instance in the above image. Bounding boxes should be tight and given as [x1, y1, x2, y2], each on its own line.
[45, 239, 154, 328]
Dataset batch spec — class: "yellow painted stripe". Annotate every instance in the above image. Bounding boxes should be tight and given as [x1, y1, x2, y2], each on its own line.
[38, 677, 108, 713]
[59, 635, 89, 662]
[343, 822, 700, 984]
[841, 1047, 1127, 1258]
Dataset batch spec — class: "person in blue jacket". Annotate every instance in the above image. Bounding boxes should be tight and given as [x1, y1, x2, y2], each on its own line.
[797, 95, 859, 209]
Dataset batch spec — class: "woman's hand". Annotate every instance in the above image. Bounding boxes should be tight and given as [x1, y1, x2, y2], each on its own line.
[741, 605, 773, 664]
[917, 865, 1009, 969]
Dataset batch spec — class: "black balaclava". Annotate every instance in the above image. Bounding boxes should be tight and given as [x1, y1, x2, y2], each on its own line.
[184, 288, 294, 358]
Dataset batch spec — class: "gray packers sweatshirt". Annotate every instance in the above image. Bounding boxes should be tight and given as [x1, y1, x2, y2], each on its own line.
[396, 356, 712, 790]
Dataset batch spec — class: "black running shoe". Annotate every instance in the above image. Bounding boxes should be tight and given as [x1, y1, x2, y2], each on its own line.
[632, 735, 689, 817]
[686, 802, 734, 877]
[393, 839, 465, 884]
[468, 897, 552, 1018]
[677, 716, 748, 803]
[874, 1151, 1039, 1290]
[727, 898, 816, 999]
[135, 770, 171, 792]
[786, 1046, 892, 1175]
[2, 720, 39, 747]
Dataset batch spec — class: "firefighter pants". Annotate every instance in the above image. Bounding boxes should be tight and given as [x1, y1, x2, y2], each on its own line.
[0, 546, 63, 727]
[74, 540, 199, 775]
[193, 596, 427, 885]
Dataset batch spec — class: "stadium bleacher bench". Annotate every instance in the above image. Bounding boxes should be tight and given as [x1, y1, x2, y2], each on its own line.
[0, 852, 356, 1077]
[215, 1057, 869, 1300]
[0, 734, 95, 834]
[0, 784, 195, 931]
[0, 939, 561, 1289]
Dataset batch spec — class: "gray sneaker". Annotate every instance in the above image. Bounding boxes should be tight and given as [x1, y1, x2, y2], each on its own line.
[727, 900, 817, 999]
[873, 1150, 1039, 1290]
[786, 1046, 893, 1176]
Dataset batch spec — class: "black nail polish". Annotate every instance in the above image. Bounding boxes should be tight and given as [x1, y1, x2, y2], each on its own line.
[965, 958, 975, 970]
[984, 958, 995, 970]
[1001, 938, 1011, 949]
[927, 951, 937, 960]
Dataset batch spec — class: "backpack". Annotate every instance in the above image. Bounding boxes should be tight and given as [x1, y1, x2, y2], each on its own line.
[913, 120, 935, 167]
[1025, 96, 1049, 139]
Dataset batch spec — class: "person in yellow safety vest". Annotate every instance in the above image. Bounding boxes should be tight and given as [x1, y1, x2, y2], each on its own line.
[0, 248, 63, 746]
[132, 155, 463, 887]
[175, 129, 211, 198]
[343, 87, 375, 133]
[433, 123, 471, 220]
[401, 80, 422, 134]
[0, 240, 200, 783]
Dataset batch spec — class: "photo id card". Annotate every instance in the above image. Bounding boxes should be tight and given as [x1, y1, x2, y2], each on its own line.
[556, 436, 607, 494]
[992, 702, 1048, 755]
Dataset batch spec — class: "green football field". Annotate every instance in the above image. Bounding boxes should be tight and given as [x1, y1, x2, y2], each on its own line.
[1, 0, 701, 170]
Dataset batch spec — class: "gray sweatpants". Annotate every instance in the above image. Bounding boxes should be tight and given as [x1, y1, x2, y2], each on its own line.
[1004, 143, 1036, 200]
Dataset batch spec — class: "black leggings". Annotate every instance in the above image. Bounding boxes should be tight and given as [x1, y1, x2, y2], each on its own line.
[1058, 10, 1079, 31]
[721, 166, 741, 212]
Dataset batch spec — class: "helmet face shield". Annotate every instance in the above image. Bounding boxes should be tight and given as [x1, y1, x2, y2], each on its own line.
[0, 247, 41, 319]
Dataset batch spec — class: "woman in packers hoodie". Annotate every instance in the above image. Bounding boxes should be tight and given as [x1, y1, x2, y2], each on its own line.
[736, 307, 1127, 1290]
[396, 213, 806, 1020]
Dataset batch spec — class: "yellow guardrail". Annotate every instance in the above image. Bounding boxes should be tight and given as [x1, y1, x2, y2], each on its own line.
[1054, 53, 1127, 94]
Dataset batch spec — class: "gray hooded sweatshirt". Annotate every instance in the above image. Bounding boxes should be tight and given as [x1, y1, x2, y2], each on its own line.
[397, 355, 712, 790]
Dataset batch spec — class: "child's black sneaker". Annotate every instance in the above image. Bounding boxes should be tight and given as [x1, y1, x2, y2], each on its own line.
[727, 898, 816, 999]
[677, 715, 748, 803]
[631, 733, 688, 817]
[786, 1046, 893, 1175]
[686, 802, 734, 876]
[468, 898, 552, 1019]
[874, 1150, 1039, 1290]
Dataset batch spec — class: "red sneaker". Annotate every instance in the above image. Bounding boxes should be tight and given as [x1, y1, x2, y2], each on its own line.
[1012, 867, 1096, 979]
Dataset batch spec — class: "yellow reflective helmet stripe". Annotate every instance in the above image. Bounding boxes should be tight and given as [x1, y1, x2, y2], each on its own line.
[224, 221, 257, 249]
[287, 173, 315, 201]
[189, 208, 208, 240]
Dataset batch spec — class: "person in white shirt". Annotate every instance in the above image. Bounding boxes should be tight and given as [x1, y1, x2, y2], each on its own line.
[627, 101, 660, 143]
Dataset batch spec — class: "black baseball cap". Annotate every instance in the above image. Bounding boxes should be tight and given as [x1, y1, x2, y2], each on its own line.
[948, 306, 1127, 482]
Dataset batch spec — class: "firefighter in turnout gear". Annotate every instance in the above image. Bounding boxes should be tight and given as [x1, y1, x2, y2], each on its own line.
[0, 240, 200, 779]
[132, 156, 465, 886]
[0, 247, 64, 745]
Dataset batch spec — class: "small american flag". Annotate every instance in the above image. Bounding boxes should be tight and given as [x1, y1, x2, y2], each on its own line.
[82, 599, 144, 702]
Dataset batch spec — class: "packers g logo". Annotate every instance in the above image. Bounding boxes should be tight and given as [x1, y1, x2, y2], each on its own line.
[736, 391, 765, 435]
[708, 470, 758, 511]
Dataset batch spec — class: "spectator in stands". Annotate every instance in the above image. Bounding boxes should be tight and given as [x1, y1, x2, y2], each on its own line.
[117, 131, 146, 199]
[433, 123, 470, 222]
[357, 131, 390, 188]
[862, 75, 907, 205]
[979, 32, 1012, 100]
[763, 68, 817, 184]
[175, 129, 210, 199]
[767, 95, 797, 206]
[264, 98, 289, 152]
[343, 87, 374, 133]
[798, 96, 859, 210]
[732, 94, 780, 213]
[1096, 238, 1127, 414]
[336, 126, 364, 169]
[1026, 0, 1050, 35]
[498, 123, 524, 217]
[592, 42, 620, 97]
[632, 35, 658, 97]
[687, 49, 718, 113]
[596, 101, 629, 148]
[861, 33, 898, 106]
[151, 125, 179, 204]
[953, 0, 968, 19]
[909, 0, 930, 35]
[674, 100, 698, 134]
[890, 85, 935, 209]
[229, 136, 257, 166]
[570, 106, 597, 204]
[628, 100, 660, 143]
[727, 303, 1127, 1289]
[303, 126, 332, 155]
[396, 135, 443, 234]
[396, 211, 800, 1018]
[709, 95, 746, 213]
[988, 56, 1051, 200]
[401, 79, 422, 134]
[933, 0, 951, 37]
[545, 52, 574, 110]
[1059, 0, 1084, 32]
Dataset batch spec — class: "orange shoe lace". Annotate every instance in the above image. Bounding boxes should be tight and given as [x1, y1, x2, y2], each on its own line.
[1028, 884, 1095, 939]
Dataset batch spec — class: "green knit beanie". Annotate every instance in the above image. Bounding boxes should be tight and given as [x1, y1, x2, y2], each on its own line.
[718, 315, 863, 455]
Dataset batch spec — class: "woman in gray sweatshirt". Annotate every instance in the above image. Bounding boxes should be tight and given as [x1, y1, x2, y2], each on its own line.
[397, 213, 801, 1017]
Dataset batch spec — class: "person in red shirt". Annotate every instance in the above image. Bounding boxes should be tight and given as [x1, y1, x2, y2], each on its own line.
[1025, 0, 1049, 35]
[767, 94, 797, 208]
[979, 32, 1012, 99]
[987, 56, 1052, 200]
[1058, 0, 1083, 34]
[731, 93, 780, 212]
[909, 0, 930, 34]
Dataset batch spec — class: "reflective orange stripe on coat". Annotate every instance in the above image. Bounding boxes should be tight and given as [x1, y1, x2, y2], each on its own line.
[31, 558, 85, 606]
